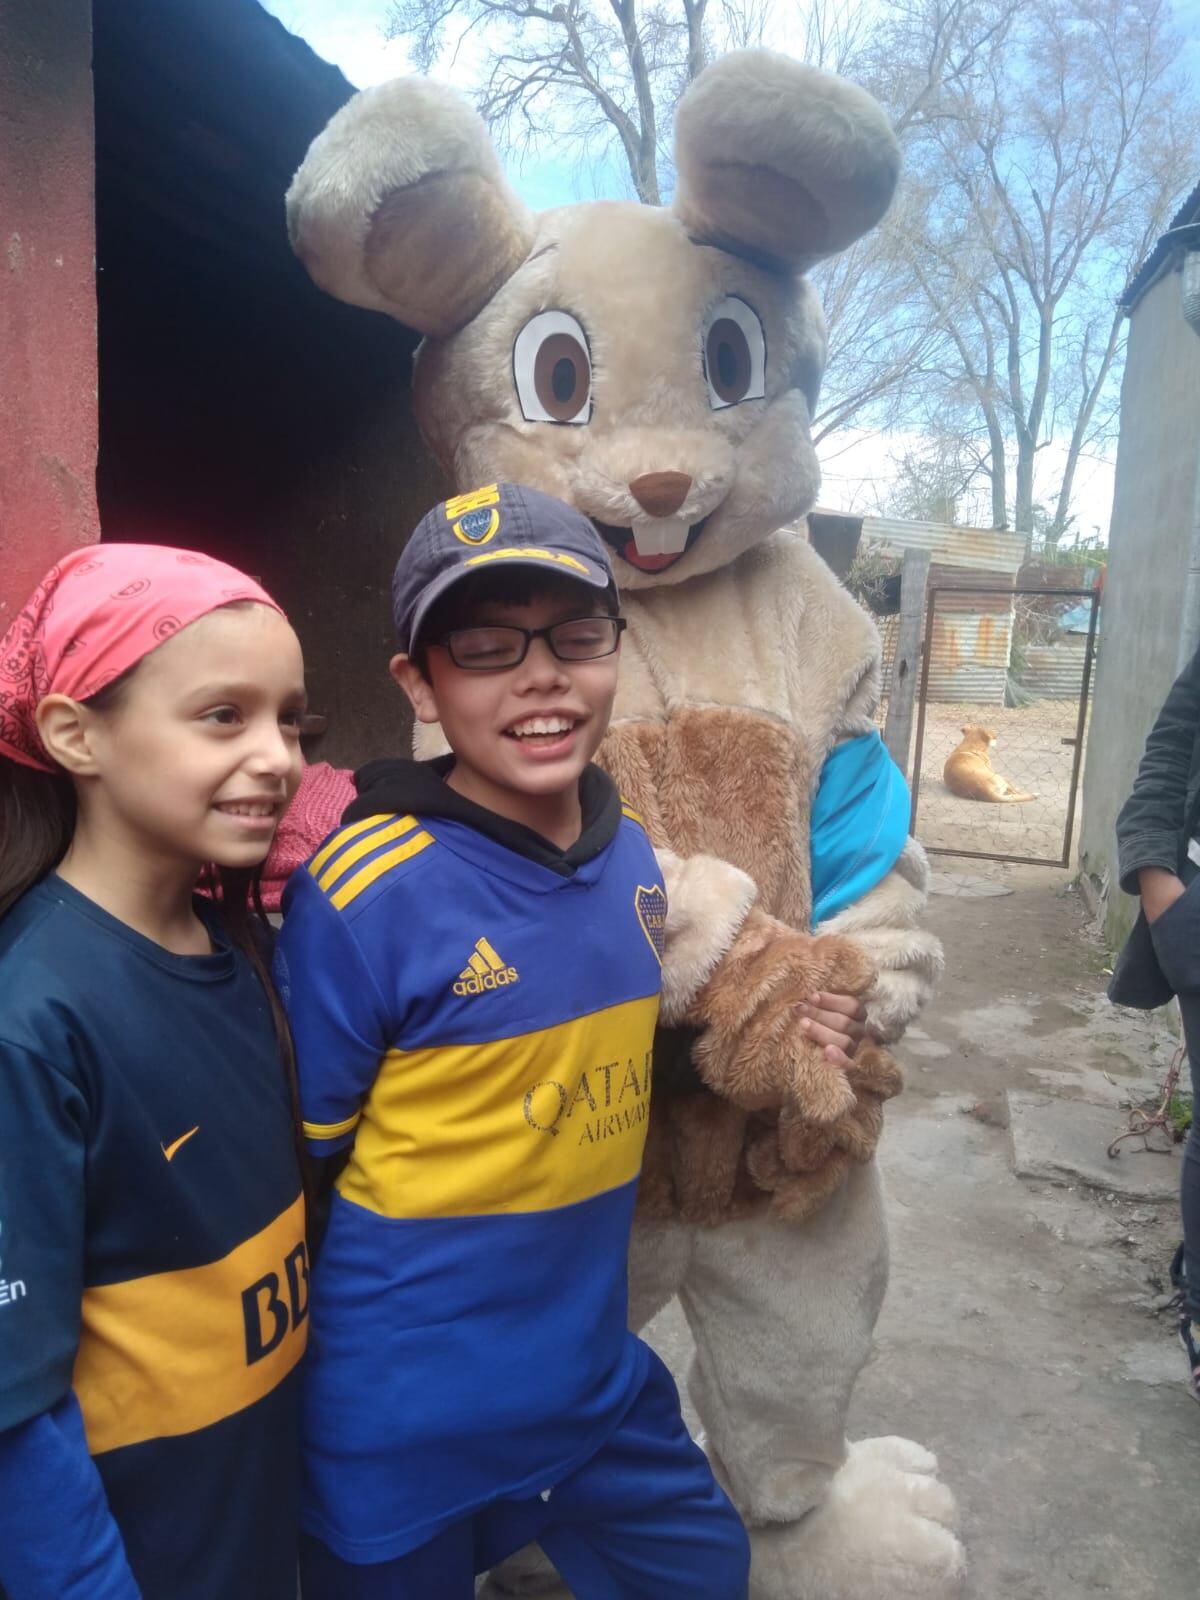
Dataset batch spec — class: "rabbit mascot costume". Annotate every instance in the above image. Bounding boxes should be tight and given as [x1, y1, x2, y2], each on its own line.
[287, 49, 963, 1599]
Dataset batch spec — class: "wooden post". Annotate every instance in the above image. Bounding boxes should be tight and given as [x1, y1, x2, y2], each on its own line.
[883, 547, 931, 779]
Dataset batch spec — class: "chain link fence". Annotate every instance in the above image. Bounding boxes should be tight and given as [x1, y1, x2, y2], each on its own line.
[910, 586, 1099, 866]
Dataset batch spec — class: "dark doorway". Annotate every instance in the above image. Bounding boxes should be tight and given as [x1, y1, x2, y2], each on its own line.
[92, 0, 443, 765]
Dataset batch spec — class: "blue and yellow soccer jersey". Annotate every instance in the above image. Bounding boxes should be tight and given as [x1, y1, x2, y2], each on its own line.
[0, 878, 306, 1600]
[274, 760, 666, 1563]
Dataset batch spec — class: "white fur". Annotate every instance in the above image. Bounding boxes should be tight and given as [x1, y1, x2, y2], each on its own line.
[673, 51, 901, 269]
[286, 76, 531, 325]
[747, 1438, 965, 1600]
[818, 839, 944, 1039]
[633, 1180, 963, 1600]
[658, 849, 760, 1024]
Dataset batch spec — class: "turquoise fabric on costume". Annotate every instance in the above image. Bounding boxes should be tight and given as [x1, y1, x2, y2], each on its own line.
[810, 732, 911, 928]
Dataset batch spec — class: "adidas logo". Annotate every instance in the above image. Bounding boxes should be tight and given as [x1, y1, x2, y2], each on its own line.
[453, 937, 520, 997]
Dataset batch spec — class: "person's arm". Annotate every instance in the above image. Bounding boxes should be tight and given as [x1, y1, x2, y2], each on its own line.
[273, 870, 391, 1161]
[1116, 645, 1200, 898]
[0, 1400, 140, 1599]
[0, 1043, 140, 1599]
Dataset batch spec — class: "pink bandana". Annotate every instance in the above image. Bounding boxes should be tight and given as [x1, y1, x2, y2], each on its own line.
[0, 543, 284, 773]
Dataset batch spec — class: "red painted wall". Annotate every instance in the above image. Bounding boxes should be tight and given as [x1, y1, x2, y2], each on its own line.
[0, 0, 98, 627]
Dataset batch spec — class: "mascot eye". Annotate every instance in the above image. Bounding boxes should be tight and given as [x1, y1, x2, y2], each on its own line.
[513, 310, 592, 425]
[703, 296, 766, 410]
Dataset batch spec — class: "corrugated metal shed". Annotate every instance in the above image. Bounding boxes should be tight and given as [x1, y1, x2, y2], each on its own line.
[838, 513, 1025, 706]
[925, 611, 1013, 703]
[1018, 637, 1090, 700]
[851, 515, 1027, 575]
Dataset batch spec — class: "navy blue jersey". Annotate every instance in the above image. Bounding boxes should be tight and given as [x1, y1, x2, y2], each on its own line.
[0, 878, 305, 1599]
[275, 760, 666, 1563]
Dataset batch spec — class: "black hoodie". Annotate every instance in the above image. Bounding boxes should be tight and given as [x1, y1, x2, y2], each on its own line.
[343, 755, 622, 878]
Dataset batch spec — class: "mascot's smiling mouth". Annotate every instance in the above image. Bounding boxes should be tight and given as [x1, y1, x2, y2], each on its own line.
[592, 515, 710, 574]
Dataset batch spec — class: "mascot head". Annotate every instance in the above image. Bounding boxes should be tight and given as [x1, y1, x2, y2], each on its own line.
[287, 51, 899, 590]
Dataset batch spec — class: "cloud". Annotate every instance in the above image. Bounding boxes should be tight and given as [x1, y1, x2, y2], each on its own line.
[260, 0, 588, 205]
[261, 0, 414, 85]
[817, 428, 1116, 544]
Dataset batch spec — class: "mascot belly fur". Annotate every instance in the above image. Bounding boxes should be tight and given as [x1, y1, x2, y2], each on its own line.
[287, 49, 963, 1598]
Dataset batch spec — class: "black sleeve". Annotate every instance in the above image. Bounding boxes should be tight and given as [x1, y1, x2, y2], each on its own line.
[0, 1042, 89, 1432]
[1116, 646, 1200, 895]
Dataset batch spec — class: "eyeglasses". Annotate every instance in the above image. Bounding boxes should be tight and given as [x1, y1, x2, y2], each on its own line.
[433, 616, 627, 671]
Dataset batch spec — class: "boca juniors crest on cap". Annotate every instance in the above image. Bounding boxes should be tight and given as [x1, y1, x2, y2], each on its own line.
[634, 884, 667, 966]
[393, 480, 617, 653]
[448, 485, 502, 545]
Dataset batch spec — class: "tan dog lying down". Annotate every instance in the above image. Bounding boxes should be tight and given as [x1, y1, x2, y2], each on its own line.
[944, 725, 1036, 802]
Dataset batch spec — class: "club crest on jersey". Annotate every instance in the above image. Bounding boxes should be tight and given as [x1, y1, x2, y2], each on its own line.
[634, 884, 667, 965]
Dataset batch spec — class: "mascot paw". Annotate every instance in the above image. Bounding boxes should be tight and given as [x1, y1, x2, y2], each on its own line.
[749, 1437, 965, 1600]
[690, 921, 876, 1123]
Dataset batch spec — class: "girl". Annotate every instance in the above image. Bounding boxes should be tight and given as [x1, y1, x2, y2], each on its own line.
[0, 545, 309, 1598]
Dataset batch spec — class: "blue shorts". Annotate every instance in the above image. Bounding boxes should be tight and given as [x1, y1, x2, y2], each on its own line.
[299, 1350, 749, 1599]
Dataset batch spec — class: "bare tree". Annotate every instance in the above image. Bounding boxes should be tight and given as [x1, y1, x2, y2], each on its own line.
[385, 0, 727, 204]
[382, 0, 981, 436]
[888, 0, 1198, 538]
[382, 0, 1200, 536]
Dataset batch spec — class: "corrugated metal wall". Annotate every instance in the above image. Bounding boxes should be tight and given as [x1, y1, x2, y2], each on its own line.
[856, 515, 1027, 575]
[1018, 637, 1091, 700]
[925, 607, 1013, 703]
[851, 516, 1026, 707]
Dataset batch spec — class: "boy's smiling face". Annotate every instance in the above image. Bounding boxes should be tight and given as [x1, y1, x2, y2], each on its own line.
[392, 576, 621, 837]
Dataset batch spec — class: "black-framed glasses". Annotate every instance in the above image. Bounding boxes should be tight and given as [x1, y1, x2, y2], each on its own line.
[434, 616, 627, 671]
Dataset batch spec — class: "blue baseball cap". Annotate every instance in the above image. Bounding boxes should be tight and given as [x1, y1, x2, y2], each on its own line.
[393, 482, 616, 653]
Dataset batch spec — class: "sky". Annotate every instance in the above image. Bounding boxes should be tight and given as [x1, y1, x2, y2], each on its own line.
[261, 0, 1200, 544]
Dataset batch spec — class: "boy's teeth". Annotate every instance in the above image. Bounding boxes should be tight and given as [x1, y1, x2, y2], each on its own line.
[220, 802, 275, 816]
[510, 716, 573, 737]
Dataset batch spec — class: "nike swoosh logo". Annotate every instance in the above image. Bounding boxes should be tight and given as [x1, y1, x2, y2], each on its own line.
[161, 1126, 200, 1162]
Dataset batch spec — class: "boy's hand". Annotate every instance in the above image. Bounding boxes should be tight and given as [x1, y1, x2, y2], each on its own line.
[796, 992, 882, 1068]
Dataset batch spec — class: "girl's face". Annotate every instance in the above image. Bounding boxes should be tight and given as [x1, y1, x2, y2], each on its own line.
[81, 605, 306, 871]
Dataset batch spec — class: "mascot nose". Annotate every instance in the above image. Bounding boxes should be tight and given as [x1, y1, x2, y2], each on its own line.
[629, 472, 693, 518]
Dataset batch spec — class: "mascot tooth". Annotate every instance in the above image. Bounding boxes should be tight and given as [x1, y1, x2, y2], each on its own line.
[632, 515, 690, 557]
[288, 47, 964, 1599]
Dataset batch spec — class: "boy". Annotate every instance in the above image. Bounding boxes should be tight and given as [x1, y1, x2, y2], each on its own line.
[275, 483, 751, 1597]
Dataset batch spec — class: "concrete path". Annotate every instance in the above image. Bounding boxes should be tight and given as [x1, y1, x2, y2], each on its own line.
[484, 864, 1197, 1597]
[845, 863, 1196, 1598]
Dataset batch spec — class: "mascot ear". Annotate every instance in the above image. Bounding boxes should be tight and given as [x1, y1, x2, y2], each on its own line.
[672, 51, 900, 272]
[286, 77, 534, 337]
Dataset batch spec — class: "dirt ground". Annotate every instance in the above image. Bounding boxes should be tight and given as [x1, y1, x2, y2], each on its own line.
[847, 864, 1195, 1598]
[486, 862, 1196, 1599]
[907, 702, 1090, 864]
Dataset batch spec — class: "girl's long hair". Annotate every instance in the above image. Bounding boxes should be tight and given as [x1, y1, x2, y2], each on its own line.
[0, 757, 77, 920]
[200, 862, 314, 1231]
[0, 699, 312, 1227]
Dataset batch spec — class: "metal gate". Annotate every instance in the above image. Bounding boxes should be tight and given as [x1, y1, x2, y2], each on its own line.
[909, 584, 1100, 867]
